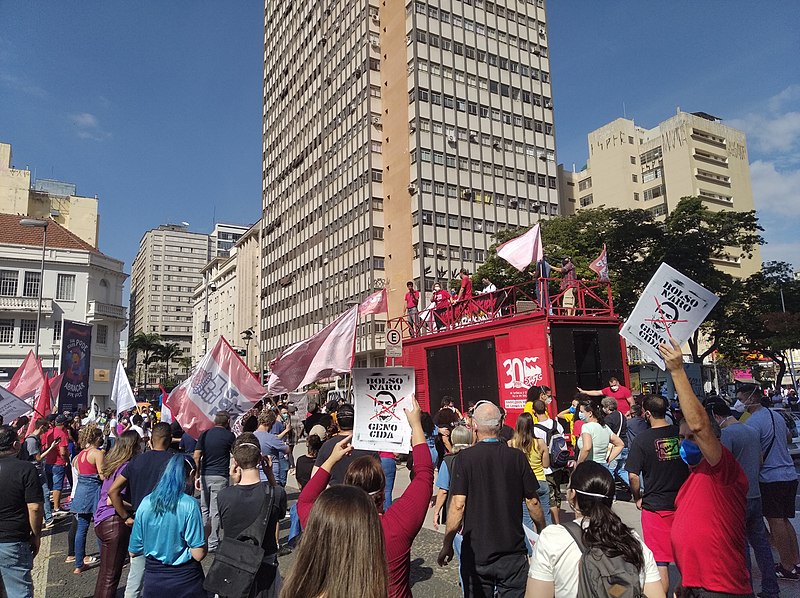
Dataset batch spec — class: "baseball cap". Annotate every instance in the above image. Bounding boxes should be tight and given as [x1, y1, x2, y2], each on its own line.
[55, 415, 67, 425]
[336, 404, 355, 430]
[309, 424, 327, 439]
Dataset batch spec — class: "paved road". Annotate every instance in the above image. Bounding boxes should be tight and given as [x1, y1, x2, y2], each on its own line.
[28, 447, 800, 597]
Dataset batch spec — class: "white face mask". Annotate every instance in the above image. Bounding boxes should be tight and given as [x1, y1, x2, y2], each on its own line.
[545, 397, 553, 405]
[610, 385, 619, 392]
[733, 399, 746, 412]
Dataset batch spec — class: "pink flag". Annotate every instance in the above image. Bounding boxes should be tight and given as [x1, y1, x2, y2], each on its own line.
[165, 337, 266, 439]
[267, 305, 359, 395]
[589, 244, 610, 281]
[496, 224, 543, 272]
[359, 289, 388, 316]
[49, 374, 64, 412]
[25, 375, 52, 436]
[159, 384, 173, 424]
[5, 351, 46, 407]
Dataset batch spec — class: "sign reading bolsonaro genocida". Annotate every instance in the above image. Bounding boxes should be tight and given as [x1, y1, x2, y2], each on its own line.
[59, 320, 93, 411]
[621, 264, 718, 370]
[352, 367, 414, 453]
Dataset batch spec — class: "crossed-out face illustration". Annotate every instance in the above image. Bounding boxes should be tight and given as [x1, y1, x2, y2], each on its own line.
[373, 390, 399, 421]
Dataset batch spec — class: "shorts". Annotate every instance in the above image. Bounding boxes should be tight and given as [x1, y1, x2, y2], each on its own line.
[545, 472, 562, 509]
[50, 464, 67, 491]
[760, 479, 798, 519]
[641, 509, 676, 564]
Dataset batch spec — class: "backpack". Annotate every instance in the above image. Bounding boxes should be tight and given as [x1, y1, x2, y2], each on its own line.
[535, 419, 569, 470]
[438, 452, 461, 526]
[564, 522, 645, 598]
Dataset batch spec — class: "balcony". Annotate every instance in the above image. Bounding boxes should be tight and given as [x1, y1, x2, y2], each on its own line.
[0, 296, 54, 313]
[87, 301, 127, 321]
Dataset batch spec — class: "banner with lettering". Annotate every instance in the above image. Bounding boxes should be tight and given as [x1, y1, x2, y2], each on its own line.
[496, 349, 548, 412]
[620, 264, 718, 370]
[59, 320, 93, 411]
[352, 367, 414, 453]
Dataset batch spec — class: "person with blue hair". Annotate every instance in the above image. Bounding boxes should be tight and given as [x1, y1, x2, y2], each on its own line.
[128, 455, 206, 597]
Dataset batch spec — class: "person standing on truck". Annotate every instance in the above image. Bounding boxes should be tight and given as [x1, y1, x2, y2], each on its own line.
[578, 376, 634, 415]
[404, 281, 420, 337]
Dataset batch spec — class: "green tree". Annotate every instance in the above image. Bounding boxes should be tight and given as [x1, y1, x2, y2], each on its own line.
[175, 355, 194, 377]
[128, 332, 163, 393]
[157, 342, 183, 377]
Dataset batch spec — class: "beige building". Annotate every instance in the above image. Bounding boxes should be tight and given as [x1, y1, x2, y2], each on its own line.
[559, 111, 760, 276]
[262, 0, 558, 365]
[0, 142, 100, 248]
[191, 223, 261, 372]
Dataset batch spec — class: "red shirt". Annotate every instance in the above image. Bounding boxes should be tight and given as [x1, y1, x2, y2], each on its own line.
[602, 385, 632, 415]
[671, 446, 750, 594]
[43, 426, 70, 466]
[298, 443, 433, 598]
[404, 289, 419, 309]
[459, 276, 473, 300]
[432, 290, 450, 310]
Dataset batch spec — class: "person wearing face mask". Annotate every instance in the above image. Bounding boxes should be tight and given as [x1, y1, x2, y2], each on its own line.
[578, 376, 634, 415]
[741, 381, 800, 581]
[625, 394, 689, 596]
[523, 385, 552, 418]
[575, 399, 624, 467]
[531, 399, 566, 524]
[557, 395, 583, 445]
[431, 281, 452, 331]
[660, 339, 752, 598]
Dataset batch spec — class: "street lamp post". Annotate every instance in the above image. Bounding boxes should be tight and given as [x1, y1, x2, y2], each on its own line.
[20, 218, 49, 359]
[780, 287, 798, 389]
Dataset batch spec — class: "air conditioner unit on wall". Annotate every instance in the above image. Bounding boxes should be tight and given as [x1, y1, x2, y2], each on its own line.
[408, 183, 418, 195]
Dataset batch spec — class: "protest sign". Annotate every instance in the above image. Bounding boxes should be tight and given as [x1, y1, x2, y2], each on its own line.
[620, 263, 718, 369]
[352, 367, 414, 453]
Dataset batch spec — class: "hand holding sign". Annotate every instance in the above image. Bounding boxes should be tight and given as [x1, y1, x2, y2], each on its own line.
[404, 395, 421, 427]
[353, 368, 415, 453]
[658, 339, 685, 372]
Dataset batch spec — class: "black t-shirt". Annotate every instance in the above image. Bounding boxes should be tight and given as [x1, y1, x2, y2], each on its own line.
[626, 416, 649, 447]
[450, 440, 538, 564]
[218, 482, 287, 555]
[433, 408, 461, 429]
[498, 424, 515, 444]
[0, 457, 44, 542]
[605, 411, 628, 445]
[124, 449, 192, 512]
[196, 426, 235, 477]
[625, 425, 689, 512]
[303, 412, 324, 434]
[314, 434, 379, 485]
[295, 455, 315, 489]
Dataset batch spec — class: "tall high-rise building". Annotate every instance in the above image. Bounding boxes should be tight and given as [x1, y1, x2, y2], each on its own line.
[262, 0, 558, 364]
[0, 141, 100, 248]
[558, 111, 761, 277]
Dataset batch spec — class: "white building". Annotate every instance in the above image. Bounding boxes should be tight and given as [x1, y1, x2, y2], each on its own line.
[0, 214, 127, 408]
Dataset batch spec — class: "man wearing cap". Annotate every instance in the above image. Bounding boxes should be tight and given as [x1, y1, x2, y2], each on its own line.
[313, 404, 379, 485]
[0, 425, 44, 597]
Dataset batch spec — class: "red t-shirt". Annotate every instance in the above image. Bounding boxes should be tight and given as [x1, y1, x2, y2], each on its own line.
[459, 276, 473, 300]
[671, 446, 750, 594]
[43, 427, 70, 466]
[404, 290, 419, 309]
[602, 385, 632, 415]
[432, 290, 450, 310]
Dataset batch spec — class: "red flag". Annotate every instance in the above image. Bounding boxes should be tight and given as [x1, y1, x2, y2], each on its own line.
[159, 384, 173, 424]
[165, 337, 266, 439]
[359, 289, 388, 316]
[496, 224, 543, 272]
[6, 350, 46, 407]
[589, 244, 610, 281]
[25, 375, 52, 437]
[267, 305, 359, 395]
[48, 374, 64, 412]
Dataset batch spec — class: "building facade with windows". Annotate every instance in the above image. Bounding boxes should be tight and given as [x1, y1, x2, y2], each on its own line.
[209, 222, 249, 258]
[559, 111, 760, 276]
[261, 0, 558, 364]
[0, 214, 127, 405]
[0, 142, 100, 249]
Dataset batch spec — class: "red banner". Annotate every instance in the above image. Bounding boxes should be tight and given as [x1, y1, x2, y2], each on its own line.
[496, 348, 549, 413]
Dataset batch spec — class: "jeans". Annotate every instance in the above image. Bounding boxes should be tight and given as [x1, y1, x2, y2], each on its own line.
[746, 497, 779, 596]
[50, 463, 67, 492]
[608, 446, 630, 487]
[0, 541, 34, 598]
[124, 553, 145, 598]
[94, 516, 131, 598]
[200, 474, 228, 550]
[461, 552, 528, 598]
[454, 532, 465, 592]
[407, 307, 419, 336]
[38, 469, 52, 523]
[522, 481, 551, 556]
[73, 513, 98, 568]
[287, 503, 302, 546]
[380, 456, 397, 511]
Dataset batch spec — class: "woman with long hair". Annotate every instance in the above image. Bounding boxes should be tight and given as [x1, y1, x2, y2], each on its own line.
[297, 398, 433, 598]
[71, 425, 105, 574]
[576, 398, 624, 466]
[511, 412, 552, 527]
[129, 455, 206, 597]
[281, 485, 387, 598]
[527, 461, 664, 597]
[93, 430, 141, 598]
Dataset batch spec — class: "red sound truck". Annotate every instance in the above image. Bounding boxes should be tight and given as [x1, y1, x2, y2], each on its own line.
[386, 278, 630, 426]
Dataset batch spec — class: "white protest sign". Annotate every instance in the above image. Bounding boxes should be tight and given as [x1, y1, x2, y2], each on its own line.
[352, 367, 414, 453]
[620, 263, 718, 370]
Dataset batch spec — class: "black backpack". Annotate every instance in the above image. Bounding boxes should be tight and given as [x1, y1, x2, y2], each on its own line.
[564, 522, 645, 598]
[535, 419, 569, 470]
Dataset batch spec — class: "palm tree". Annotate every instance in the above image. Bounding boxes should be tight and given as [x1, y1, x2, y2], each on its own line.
[128, 332, 163, 394]
[176, 355, 194, 378]
[158, 342, 184, 377]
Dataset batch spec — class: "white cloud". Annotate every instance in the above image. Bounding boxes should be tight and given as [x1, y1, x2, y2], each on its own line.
[0, 72, 47, 99]
[729, 85, 800, 157]
[69, 112, 110, 141]
[750, 160, 800, 217]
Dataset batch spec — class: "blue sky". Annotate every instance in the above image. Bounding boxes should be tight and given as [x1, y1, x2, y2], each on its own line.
[1, 1, 798, 282]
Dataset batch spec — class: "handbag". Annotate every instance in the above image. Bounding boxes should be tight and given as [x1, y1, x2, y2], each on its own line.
[203, 484, 275, 598]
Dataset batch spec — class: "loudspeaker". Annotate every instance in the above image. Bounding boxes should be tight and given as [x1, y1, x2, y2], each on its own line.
[426, 346, 461, 413]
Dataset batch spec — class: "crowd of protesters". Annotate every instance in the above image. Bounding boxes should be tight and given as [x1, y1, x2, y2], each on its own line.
[0, 341, 798, 597]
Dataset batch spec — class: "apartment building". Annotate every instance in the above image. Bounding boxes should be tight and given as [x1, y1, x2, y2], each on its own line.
[0, 142, 100, 248]
[559, 110, 760, 276]
[261, 0, 558, 364]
